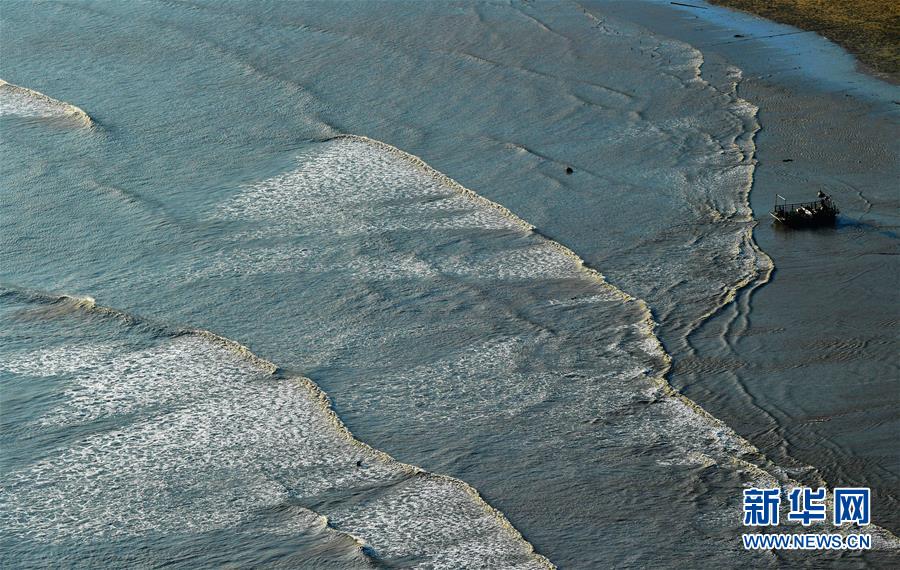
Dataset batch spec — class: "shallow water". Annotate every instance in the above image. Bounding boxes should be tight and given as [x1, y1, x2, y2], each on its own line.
[595, 0, 900, 536]
[1, 1, 898, 568]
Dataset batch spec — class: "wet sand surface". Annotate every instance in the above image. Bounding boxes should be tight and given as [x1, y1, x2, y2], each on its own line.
[595, 0, 900, 534]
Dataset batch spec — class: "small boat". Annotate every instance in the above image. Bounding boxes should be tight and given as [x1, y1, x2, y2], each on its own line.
[770, 191, 838, 228]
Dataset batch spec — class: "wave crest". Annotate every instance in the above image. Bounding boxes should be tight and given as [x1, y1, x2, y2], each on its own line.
[0, 79, 92, 124]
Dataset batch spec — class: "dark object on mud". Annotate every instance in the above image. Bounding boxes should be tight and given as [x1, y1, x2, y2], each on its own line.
[782, 158, 793, 162]
[670, 1, 707, 9]
[771, 191, 838, 228]
[565, 166, 574, 175]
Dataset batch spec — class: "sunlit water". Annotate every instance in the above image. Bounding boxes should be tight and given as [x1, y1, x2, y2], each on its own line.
[1, 1, 897, 567]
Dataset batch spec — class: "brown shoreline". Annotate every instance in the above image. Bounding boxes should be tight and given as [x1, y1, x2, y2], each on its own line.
[707, 0, 900, 80]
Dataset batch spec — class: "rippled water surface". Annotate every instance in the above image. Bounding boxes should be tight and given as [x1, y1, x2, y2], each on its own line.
[1, 1, 898, 568]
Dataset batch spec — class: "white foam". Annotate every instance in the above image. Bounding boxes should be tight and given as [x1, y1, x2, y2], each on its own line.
[0, 79, 91, 123]
[1, 344, 117, 377]
[201, 139, 598, 286]
[217, 140, 519, 238]
[0, 335, 548, 568]
[205, 137, 784, 493]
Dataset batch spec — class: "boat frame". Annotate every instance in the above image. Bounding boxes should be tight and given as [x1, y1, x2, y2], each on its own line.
[770, 193, 838, 228]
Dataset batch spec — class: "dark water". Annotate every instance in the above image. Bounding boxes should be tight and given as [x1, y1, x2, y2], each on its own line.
[1, 1, 897, 568]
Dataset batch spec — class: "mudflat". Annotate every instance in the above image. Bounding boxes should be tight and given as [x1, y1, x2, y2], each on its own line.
[708, 0, 900, 79]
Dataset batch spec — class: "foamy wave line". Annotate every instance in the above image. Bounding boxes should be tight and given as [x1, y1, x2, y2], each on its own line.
[684, 59, 775, 330]
[322, 136, 900, 548]
[322, 136, 759, 438]
[327, 134, 673, 378]
[651, 34, 882, 530]
[0, 79, 93, 125]
[324, 135, 706, 410]
[0, 285, 554, 568]
[666, 50, 883, 539]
